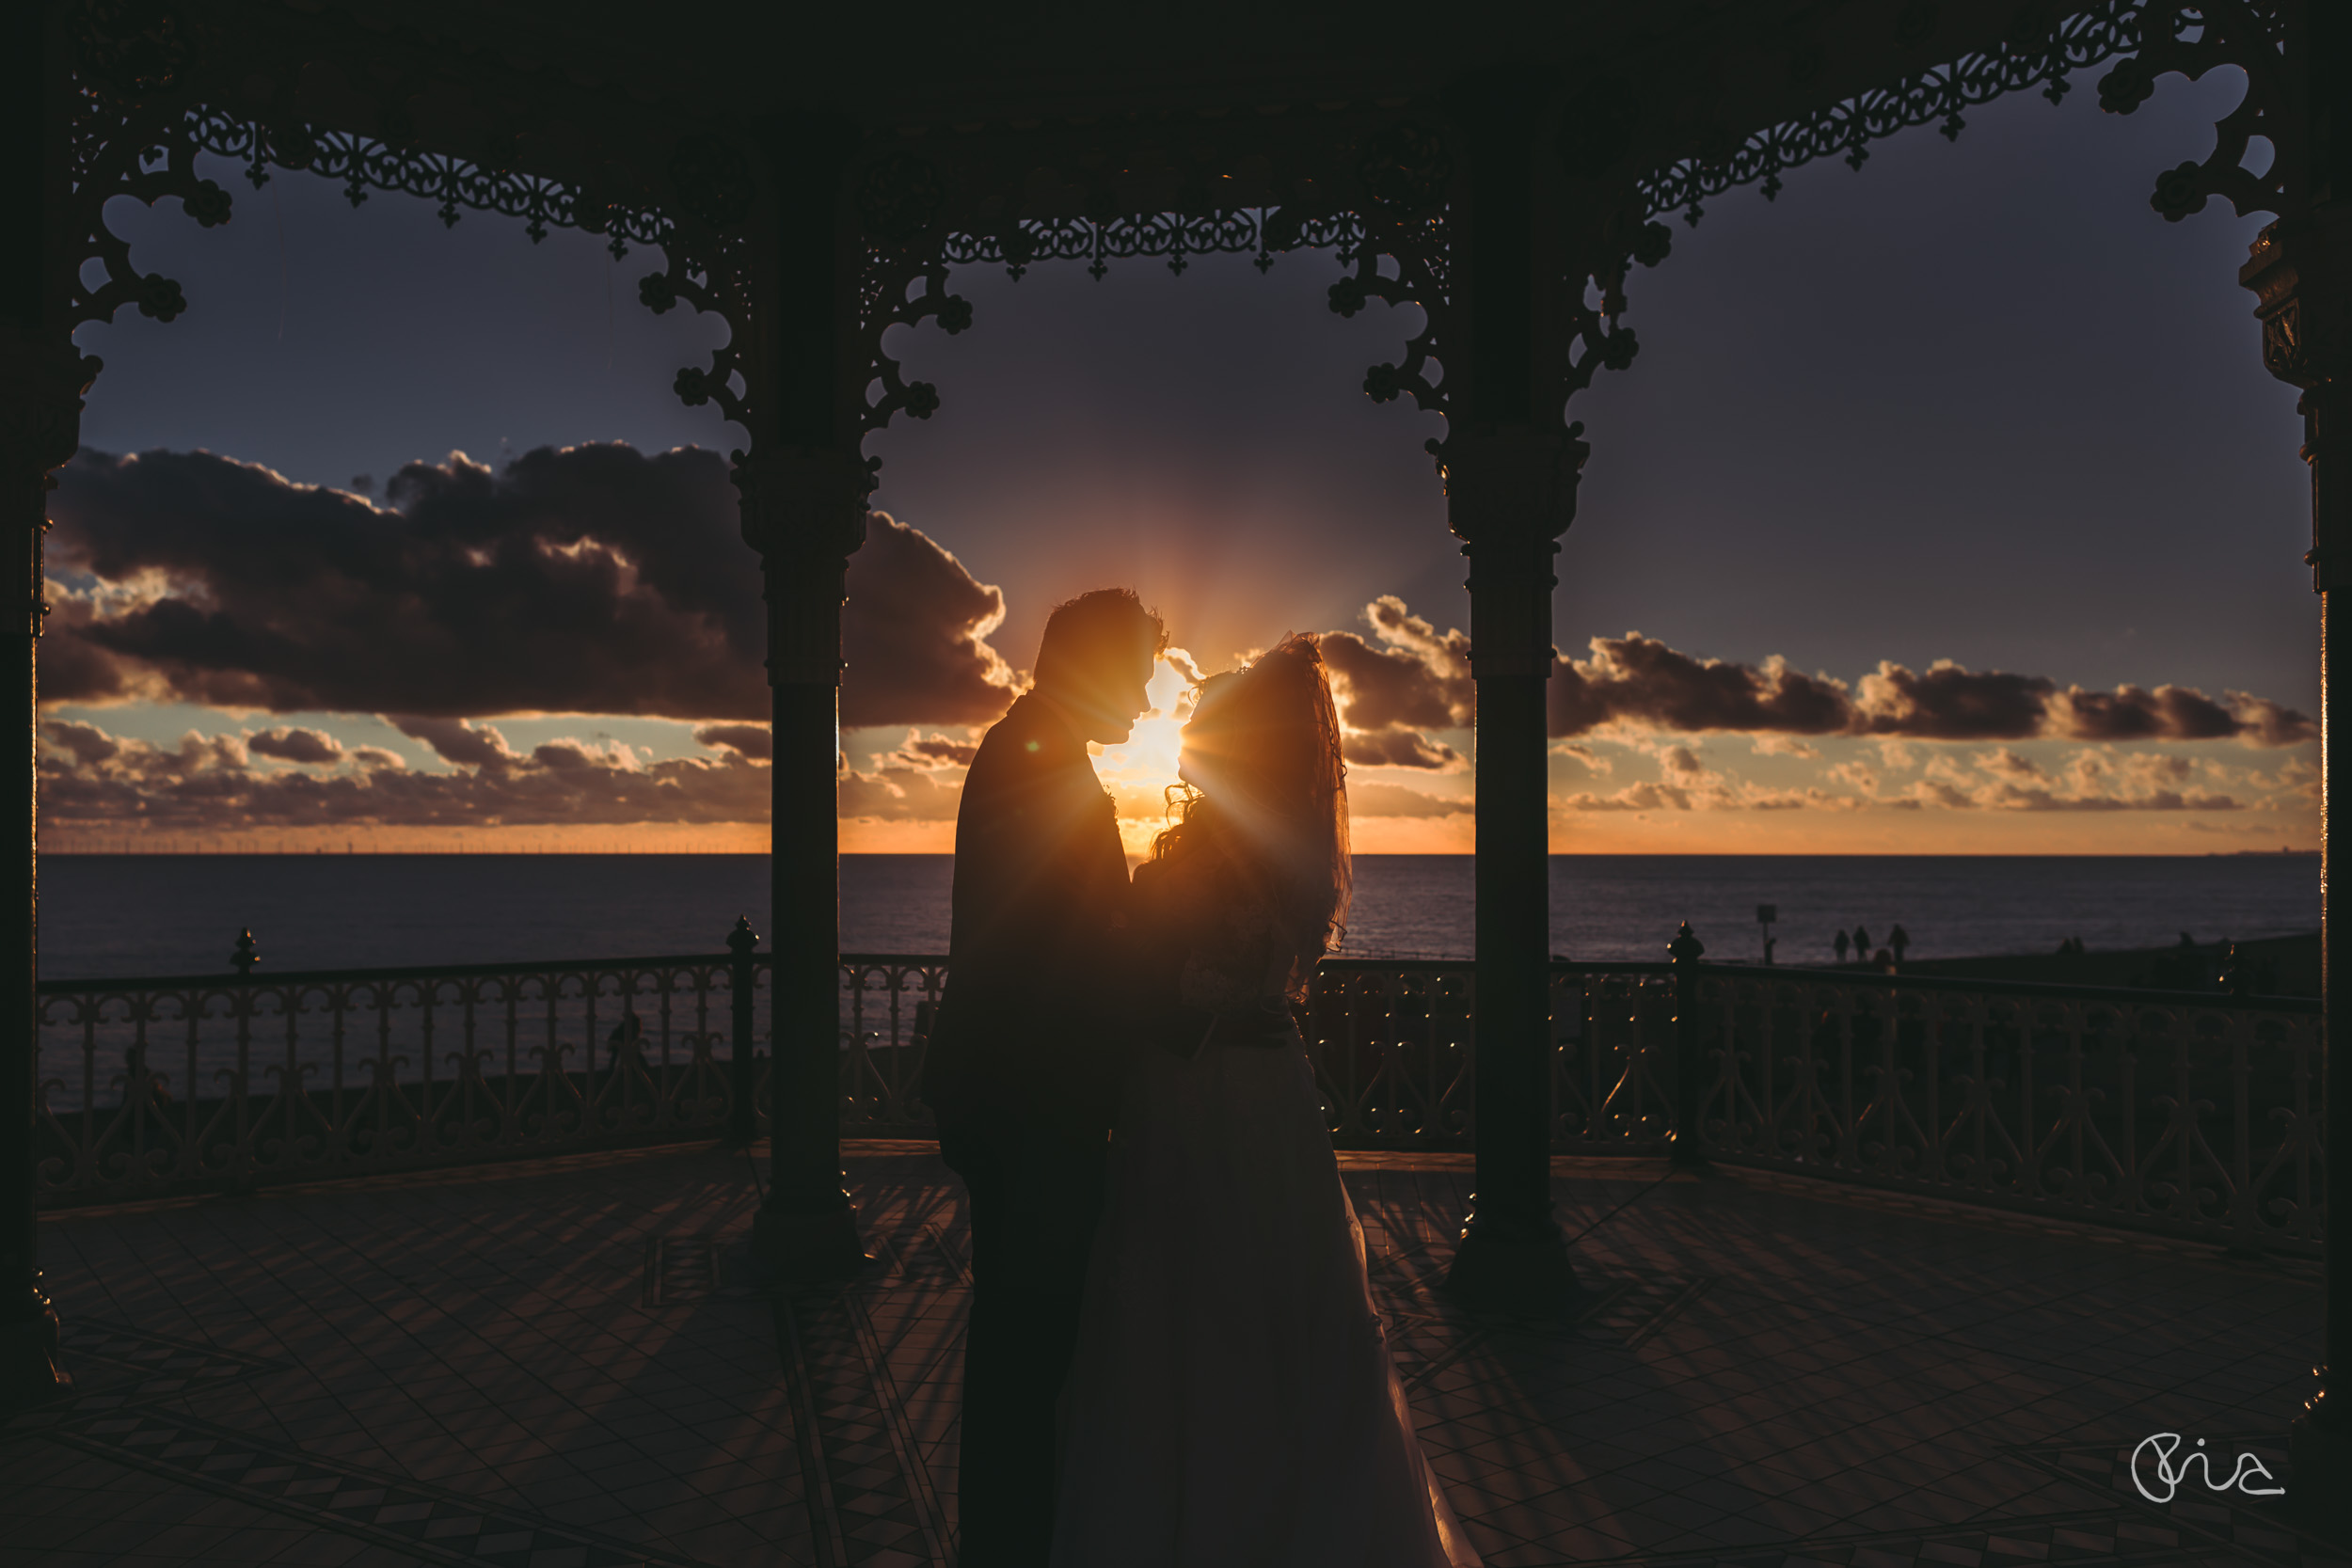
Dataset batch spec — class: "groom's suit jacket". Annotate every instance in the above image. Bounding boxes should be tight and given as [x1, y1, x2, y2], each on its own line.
[925, 692, 1137, 1145]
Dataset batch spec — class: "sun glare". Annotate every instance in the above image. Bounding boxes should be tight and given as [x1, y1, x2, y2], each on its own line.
[1097, 656, 1196, 784]
[1095, 656, 1200, 852]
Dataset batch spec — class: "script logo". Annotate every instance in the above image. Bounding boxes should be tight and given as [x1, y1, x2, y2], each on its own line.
[2129, 1433, 2285, 1503]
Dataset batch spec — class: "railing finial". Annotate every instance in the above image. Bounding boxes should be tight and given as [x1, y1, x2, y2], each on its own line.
[230, 927, 260, 977]
[2217, 941, 2248, 997]
[724, 916, 761, 1149]
[1668, 921, 1705, 962]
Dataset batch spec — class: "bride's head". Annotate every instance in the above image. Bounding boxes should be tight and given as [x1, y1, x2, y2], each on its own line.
[1160, 633, 1352, 976]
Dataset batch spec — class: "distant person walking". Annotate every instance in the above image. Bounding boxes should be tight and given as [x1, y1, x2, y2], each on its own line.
[1834, 929, 1851, 963]
[1889, 924, 1910, 964]
[1852, 925, 1871, 958]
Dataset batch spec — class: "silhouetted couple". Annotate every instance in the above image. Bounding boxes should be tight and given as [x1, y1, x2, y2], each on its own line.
[925, 589, 1478, 1567]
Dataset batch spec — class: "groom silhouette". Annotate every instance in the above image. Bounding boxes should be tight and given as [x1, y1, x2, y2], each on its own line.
[925, 587, 1170, 1567]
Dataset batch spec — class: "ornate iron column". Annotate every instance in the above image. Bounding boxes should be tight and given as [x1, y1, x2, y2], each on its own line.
[1438, 83, 1587, 1313]
[2249, 201, 2352, 1532]
[2104, 0, 2352, 1519]
[0, 1, 75, 1408]
[740, 116, 871, 1277]
[1440, 424, 1585, 1312]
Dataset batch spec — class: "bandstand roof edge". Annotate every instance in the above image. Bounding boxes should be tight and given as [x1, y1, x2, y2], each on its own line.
[103, 0, 2150, 245]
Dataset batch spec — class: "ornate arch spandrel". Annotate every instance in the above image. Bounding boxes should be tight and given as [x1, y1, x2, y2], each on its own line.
[1638, 0, 2152, 229]
[2096, 1, 2297, 227]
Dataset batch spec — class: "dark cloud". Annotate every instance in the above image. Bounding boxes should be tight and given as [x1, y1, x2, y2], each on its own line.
[841, 515, 1019, 728]
[1327, 599, 2308, 756]
[43, 446, 1017, 728]
[247, 726, 345, 765]
[886, 731, 979, 770]
[1322, 598, 1473, 732]
[39, 717, 771, 831]
[2229, 696, 2315, 749]
[1306, 592, 2315, 754]
[1973, 784, 2244, 812]
[390, 715, 520, 769]
[1850, 661, 2055, 740]
[1341, 730, 1461, 770]
[836, 763, 962, 821]
[2045, 684, 2236, 742]
[42, 718, 119, 768]
[1560, 782, 1695, 813]
[1348, 782, 1471, 817]
[1552, 636, 1852, 737]
[693, 722, 773, 760]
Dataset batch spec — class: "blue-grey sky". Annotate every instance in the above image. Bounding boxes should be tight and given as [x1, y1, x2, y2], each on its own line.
[54, 64, 2316, 853]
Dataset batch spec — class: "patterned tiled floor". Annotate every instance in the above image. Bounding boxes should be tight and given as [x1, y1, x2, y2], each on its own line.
[1, 1142, 2339, 1567]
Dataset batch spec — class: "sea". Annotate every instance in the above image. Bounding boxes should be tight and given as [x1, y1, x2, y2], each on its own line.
[36, 852, 2323, 979]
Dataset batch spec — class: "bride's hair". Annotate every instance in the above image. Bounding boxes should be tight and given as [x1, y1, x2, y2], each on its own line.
[1153, 633, 1352, 995]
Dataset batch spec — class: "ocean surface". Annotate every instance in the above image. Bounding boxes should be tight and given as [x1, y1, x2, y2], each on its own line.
[37, 852, 2322, 978]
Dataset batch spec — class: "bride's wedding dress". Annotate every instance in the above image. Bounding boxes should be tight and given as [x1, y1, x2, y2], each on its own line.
[1049, 878, 1482, 1568]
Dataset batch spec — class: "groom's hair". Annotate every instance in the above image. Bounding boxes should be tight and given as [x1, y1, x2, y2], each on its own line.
[1033, 588, 1168, 690]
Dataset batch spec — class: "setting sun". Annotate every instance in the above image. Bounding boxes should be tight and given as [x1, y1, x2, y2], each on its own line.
[1095, 655, 1202, 856]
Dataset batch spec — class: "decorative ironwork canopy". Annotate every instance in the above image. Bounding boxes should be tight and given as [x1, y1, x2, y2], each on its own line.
[61, 0, 2209, 453]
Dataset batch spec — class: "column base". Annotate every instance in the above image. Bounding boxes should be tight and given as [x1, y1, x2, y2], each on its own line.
[1667, 1130, 1710, 1171]
[0, 1307, 72, 1412]
[2291, 1405, 2352, 1545]
[1442, 1211, 1584, 1317]
[750, 1200, 871, 1282]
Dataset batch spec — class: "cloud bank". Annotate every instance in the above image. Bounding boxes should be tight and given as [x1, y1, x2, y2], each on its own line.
[40, 716, 771, 832]
[45, 446, 1018, 728]
[1312, 598, 2312, 755]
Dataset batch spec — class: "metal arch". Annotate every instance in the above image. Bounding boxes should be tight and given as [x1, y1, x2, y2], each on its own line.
[180, 105, 673, 258]
[1638, 0, 2153, 229]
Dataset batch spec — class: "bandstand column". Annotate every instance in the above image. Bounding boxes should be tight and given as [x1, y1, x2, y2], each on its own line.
[2258, 211, 2352, 1515]
[0, 2, 74, 1406]
[1440, 431, 1586, 1313]
[1439, 83, 1586, 1312]
[741, 116, 869, 1276]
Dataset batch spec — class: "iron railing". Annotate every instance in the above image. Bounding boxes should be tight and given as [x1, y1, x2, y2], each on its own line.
[35, 946, 2327, 1254]
[36, 950, 770, 1208]
[1691, 967, 2326, 1257]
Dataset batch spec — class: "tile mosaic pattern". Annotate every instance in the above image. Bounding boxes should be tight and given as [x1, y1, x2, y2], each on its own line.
[0, 1142, 2340, 1568]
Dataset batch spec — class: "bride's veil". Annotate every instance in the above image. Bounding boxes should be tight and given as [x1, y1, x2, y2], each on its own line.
[1163, 633, 1352, 982]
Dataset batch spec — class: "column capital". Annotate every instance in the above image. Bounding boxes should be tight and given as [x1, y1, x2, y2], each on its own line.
[736, 444, 870, 689]
[1437, 422, 1592, 546]
[733, 443, 872, 566]
[2240, 214, 2351, 394]
[0, 326, 97, 483]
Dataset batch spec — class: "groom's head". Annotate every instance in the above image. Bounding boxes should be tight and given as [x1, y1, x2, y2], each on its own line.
[1032, 588, 1167, 745]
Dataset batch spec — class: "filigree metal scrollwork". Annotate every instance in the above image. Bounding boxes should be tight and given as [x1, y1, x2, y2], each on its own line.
[859, 205, 1369, 432]
[1329, 213, 1448, 414]
[943, 208, 1329, 281]
[2096, 2, 2294, 225]
[931, 205, 1431, 420]
[188, 110, 669, 255]
[69, 89, 230, 336]
[857, 151, 946, 249]
[857, 249, 973, 434]
[1640, 0, 2145, 227]
[665, 134, 755, 231]
[1359, 121, 1454, 217]
[72, 0, 198, 100]
[637, 244, 752, 430]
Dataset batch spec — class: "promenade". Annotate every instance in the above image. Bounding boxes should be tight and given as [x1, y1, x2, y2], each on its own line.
[0, 1142, 2334, 1568]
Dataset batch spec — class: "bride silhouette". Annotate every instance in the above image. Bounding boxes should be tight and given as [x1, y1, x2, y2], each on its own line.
[1052, 634, 1482, 1567]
